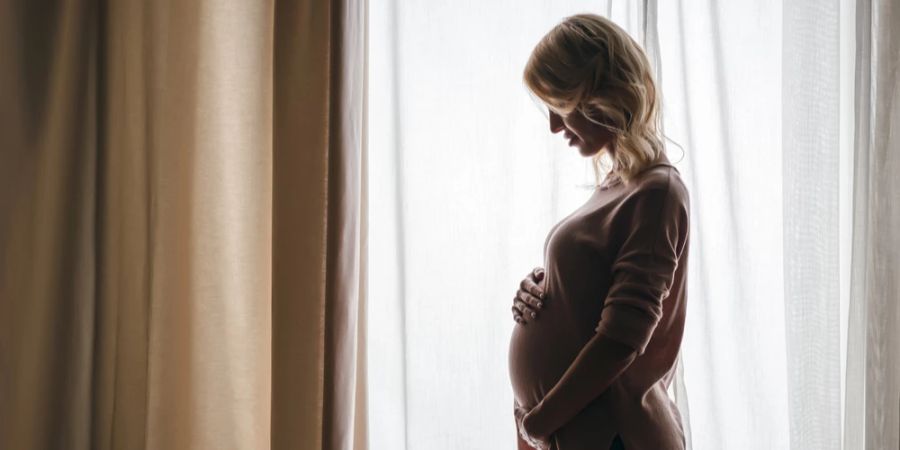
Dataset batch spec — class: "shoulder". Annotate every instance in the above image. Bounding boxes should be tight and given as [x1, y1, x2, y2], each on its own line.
[615, 166, 690, 244]
[629, 166, 689, 208]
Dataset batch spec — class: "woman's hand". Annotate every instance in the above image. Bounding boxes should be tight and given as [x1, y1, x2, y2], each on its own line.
[513, 267, 546, 325]
[515, 401, 552, 450]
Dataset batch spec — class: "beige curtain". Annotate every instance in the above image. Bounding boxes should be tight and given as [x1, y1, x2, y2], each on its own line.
[0, 0, 367, 449]
[273, 0, 368, 449]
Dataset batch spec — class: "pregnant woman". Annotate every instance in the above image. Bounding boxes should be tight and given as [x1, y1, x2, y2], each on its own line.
[507, 14, 691, 450]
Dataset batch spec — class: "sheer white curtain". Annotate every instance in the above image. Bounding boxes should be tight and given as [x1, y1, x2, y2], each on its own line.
[366, 1, 898, 449]
[662, 1, 849, 448]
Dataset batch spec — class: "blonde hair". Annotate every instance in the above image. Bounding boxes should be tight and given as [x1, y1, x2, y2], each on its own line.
[523, 13, 666, 186]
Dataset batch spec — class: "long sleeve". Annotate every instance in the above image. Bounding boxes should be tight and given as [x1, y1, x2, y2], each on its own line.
[527, 181, 688, 438]
[595, 183, 687, 356]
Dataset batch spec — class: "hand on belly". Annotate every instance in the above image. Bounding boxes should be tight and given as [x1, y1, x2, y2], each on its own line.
[512, 267, 547, 325]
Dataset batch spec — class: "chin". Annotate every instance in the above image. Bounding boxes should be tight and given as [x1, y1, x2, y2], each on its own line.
[578, 146, 602, 158]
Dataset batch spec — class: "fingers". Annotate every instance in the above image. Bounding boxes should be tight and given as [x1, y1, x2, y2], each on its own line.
[516, 290, 543, 314]
[514, 299, 536, 320]
[520, 276, 545, 302]
[512, 297, 538, 324]
[514, 267, 547, 325]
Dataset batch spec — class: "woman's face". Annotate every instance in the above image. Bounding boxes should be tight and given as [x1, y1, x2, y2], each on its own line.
[548, 107, 617, 158]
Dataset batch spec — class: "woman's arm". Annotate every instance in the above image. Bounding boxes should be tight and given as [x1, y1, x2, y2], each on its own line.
[523, 332, 637, 438]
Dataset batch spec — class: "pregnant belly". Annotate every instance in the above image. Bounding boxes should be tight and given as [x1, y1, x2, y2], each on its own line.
[508, 318, 583, 408]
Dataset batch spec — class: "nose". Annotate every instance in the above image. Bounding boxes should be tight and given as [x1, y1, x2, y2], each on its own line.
[549, 110, 565, 134]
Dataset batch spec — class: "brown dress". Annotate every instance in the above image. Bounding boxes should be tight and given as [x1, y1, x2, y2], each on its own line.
[508, 156, 690, 450]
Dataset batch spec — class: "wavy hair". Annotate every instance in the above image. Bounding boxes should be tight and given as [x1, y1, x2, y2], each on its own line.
[523, 13, 667, 186]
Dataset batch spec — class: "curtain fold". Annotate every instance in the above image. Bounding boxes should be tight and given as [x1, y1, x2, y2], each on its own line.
[844, 0, 900, 448]
[272, 0, 368, 448]
[1, 2, 102, 448]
